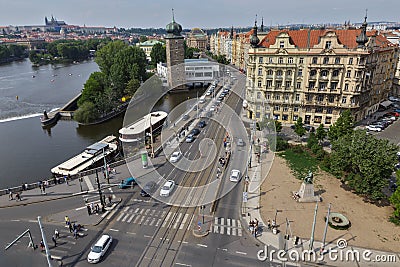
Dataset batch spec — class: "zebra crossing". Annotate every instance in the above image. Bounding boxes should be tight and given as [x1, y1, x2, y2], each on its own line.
[114, 207, 243, 236]
[212, 217, 242, 236]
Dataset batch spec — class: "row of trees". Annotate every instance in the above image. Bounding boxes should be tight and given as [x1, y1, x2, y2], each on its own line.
[284, 110, 400, 223]
[0, 44, 27, 63]
[74, 40, 147, 123]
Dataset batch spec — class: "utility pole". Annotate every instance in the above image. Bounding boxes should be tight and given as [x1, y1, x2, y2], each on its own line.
[102, 147, 109, 184]
[95, 170, 106, 212]
[321, 203, 331, 253]
[150, 113, 154, 158]
[37, 216, 53, 267]
[309, 202, 318, 250]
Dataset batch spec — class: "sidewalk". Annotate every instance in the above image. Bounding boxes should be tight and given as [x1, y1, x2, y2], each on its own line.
[240, 113, 400, 266]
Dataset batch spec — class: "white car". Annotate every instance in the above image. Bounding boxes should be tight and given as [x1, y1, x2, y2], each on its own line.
[366, 125, 382, 132]
[87, 234, 112, 263]
[230, 169, 241, 182]
[160, 180, 175, 197]
[209, 105, 216, 112]
[170, 151, 182, 163]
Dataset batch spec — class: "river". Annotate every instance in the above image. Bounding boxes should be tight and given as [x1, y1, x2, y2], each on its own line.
[0, 59, 204, 188]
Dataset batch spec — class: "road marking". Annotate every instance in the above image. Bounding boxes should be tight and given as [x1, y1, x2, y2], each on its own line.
[127, 214, 135, 223]
[149, 217, 156, 226]
[83, 176, 94, 191]
[144, 208, 151, 215]
[220, 217, 224, 234]
[138, 215, 145, 225]
[232, 220, 236, 236]
[182, 241, 188, 244]
[127, 232, 136, 235]
[180, 214, 189, 229]
[227, 218, 231, 235]
[144, 217, 151, 225]
[237, 220, 242, 236]
[109, 228, 119, 232]
[123, 206, 129, 212]
[133, 215, 141, 224]
[187, 214, 194, 230]
[140, 208, 145, 214]
[11, 219, 20, 222]
[106, 209, 117, 220]
[121, 213, 130, 222]
[162, 212, 172, 227]
[116, 212, 125, 222]
[28, 220, 36, 223]
[156, 218, 162, 227]
[236, 251, 247, 255]
[197, 244, 208, 248]
[173, 213, 183, 229]
[150, 210, 156, 216]
[176, 263, 192, 267]
[144, 235, 152, 238]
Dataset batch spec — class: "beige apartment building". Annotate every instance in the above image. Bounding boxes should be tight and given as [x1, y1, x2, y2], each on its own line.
[246, 18, 399, 126]
[186, 28, 208, 51]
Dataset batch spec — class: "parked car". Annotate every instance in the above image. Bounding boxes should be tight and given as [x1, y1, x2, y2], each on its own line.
[209, 105, 216, 112]
[230, 169, 241, 182]
[186, 134, 195, 143]
[237, 138, 245, 146]
[182, 114, 190, 121]
[366, 125, 382, 132]
[198, 120, 206, 128]
[119, 177, 137, 189]
[87, 234, 113, 263]
[160, 180, 175, 197]
[304, 125, 315, 132]
[169, 151, 182, 163]
[140, 181, 158, 197]
[389, 96, 400, 102]
[190, 128, 200, 136]
[387, 112, 399, 117]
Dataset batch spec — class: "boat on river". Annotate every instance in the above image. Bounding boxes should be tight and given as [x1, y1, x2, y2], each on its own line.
[51, 135, 118, 176]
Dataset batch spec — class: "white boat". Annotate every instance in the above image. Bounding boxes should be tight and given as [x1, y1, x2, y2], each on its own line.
[51, 135, 118, 176]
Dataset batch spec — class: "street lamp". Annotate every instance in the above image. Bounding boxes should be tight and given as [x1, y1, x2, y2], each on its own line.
[102, 147, 109, 184]
[95, 170, 106, 212]
[274, 209, 282, 225]
[200, 205, 206, 224]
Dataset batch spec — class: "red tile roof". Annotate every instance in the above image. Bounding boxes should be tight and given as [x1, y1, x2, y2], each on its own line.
[259, 29, 392, 49]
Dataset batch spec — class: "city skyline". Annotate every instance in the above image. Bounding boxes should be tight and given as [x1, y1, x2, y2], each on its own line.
[0, 0, 399, 29]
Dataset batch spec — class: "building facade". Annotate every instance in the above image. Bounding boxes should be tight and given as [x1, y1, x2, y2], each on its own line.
[246, 18, 399, 126]
[165, 15, 185, 88]
[186, 28, 208, 51]
[136, 40, 164, 62]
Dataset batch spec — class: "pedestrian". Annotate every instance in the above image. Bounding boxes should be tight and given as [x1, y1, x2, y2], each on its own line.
[38, 181, 42, 193]
[64, 176, 68, 185]
[87, 204, 92, 216]
[55, 229, 59, 239]
[267, 219, 271, 230]
[73, 228, 78, 239]
[90, 202, 94, 214]
[69, 223, 73, 233]
[65, 215, 70, 226]
[15, 192, 21, 201]
[40, 240, 45, 251]
[272, 219, 276, 228]
[108, 195, 112, 205]
[53, 177, 57, 185]
[102, 195, 106, 205]
[42, 183, 46, 194]
[21, 183, 25, 191]
[52, 235, 57, 247]
[254, 218, 259, 237]
[9, 190, 13, 200]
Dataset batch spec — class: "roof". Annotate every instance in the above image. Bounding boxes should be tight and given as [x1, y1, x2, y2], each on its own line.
[259, 29, 393, 49]
[119, 111, 168, 136]
[139, 40, 163, 46]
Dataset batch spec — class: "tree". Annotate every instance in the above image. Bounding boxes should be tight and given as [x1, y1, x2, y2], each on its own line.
[315, 124, 327, 144]
[79, 72, 107, 107]
[94, 40, 127, 76]
[294, 117, 306, 140]
[150, 43, 166, 65]
[139, 35, 148, 43]
[390, 172, 400, 224]
[73, 101, 99, 124]
[274, 120, 282, 133]
[328, 109, 353, 141]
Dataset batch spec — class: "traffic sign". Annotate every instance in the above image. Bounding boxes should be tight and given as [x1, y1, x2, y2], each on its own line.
[243, 192, 248, 203]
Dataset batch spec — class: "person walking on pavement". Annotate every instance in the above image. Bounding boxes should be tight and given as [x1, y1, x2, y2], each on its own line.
[8, 190, 13, 200]
[40, 240, 45, 251]
[65, 215, 70, 226]
[108, 195, 112, 205]
[87, 204, 92, 216]
[15, 192, 21, 201]
[42, 183, 46, 194]
[73, 228, 78, 239]
[52, 235, 57, 247]
[54, 229, 59, 239]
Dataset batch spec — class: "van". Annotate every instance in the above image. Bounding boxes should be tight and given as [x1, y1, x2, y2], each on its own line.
[87, 234, 113, 263]
[199, 96, 206, 103]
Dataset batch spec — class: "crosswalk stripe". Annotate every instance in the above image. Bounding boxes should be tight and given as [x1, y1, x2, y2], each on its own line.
[122, 213, 130, 222]
[144, 217, 151, 225]
[138, 215, 145, 225]
[150, 210, 156, 216]
[116, 212, 125, 222]
[144, 209, 150, 216]
[179, 214, 189, 230]
[134, 208, 140, 213]
[149, 218, 156, 226]
[106, 209, 117, 220]
[156, 218, 162, 227]
[237, 220, 242, 236]
[133, 215, 142, 224]
[127, 214, 135, 223]
[232, 219, 237, 236]
[220, 217, 224, 234]
[161, 211, 167, 217]
[140, 208, 145, 214]
[187, 214, 194, 230]
[162, 212, 172, 227]
[123, 206, 129, 212]
[227, 218, 231, 235]
[173, 213, 183, 229]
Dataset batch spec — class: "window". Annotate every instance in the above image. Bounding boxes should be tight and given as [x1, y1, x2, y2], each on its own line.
[269, 57, 273, 63]
[348, 57, 353, 64]
[278, 57, 284, 64]
[256, 105, 260, 110]
[321, 70, 328, 77]
[310, 69, 317, 76]
[267, 69, 273, 75]
[266, 80, 272, 88]
[351, 97, 356, 104]
[331, 82, 338, 90]
[312, 57, 318, 64]
[317, 95, 324, 102]
[288, 57, 293, 64]
[282, 114, 288, 121]
[332, 70, 339, 77]
[323, 57, 329, 64]
[283, 106, 289, 112]
[325, 41, 331, 49]
[328, 96, 334, 103]
[308, 81, 315, 88]
[284, 94, 289, 100]
[259, 57, 263, 63]
[266, 93, 271, 99]
[296, 82, 301, 89]
[306, 94, 312, 101]
[274, 94, 280, 100]
[346, 70, 351, 78]
[258, 80, 262, 87]
[258, 67, 262, 76]
[344, 84, 349, 91]
[276, 81, 282, 88]
[355, 85, 360, 92]
[325, 117, 332, 124]
[280, 41, 284, 48]
[342, 96, 347, 103]
[327, 108, 333, 114]
[295, 94, 300, 101]
[294, 106, 299, 112]
[299, 57, 304, 64]
[274, 105, 280, 111]
[298, 69, 303, 76]
[277, 70, 283, 76]
[256, 112, 260, 118]
[316, 107, 323, 113]
[293, 115, 298, 121]
[335, 57, 340, 64]
[287, 70, 292, 76]
[257, 92, 261, 99]
[285, 81, 291, 88]
[306, 107, 312, 112]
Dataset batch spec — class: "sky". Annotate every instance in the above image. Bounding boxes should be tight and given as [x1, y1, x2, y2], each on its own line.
[0, 0, 399, 29]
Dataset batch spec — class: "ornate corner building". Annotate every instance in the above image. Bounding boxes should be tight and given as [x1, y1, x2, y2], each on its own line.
[245, 17, 399, 126]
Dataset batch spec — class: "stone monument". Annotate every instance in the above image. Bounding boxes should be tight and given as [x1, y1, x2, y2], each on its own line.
[294, 171, 320, 202]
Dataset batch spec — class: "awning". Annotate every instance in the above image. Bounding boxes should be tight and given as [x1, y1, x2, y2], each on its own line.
[380, 100, 393, 108]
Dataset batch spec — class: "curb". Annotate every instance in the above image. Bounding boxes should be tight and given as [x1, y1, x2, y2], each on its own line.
[93, 198, 122, 226]
[192, 229, 209, 237]
[0, 190, 89, 209]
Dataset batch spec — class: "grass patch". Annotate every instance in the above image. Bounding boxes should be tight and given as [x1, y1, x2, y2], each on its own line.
[278, 146, 319, 180]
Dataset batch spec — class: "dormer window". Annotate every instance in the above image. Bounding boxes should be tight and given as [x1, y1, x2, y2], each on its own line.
[325, 41, 332, 49]
[280, 41, 284, 48]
